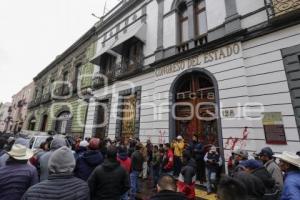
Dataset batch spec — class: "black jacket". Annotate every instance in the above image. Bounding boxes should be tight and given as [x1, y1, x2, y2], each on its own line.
[74, 150, 104, 181]
[150, 190, 187, 200]
[131, 150, 144, 172]
[235, 172, 265, 200]
[180, 159, 197, 184]
[22, 174, 89, 200]
[252, 167, 275, 191]
[88, 159, 130, 200]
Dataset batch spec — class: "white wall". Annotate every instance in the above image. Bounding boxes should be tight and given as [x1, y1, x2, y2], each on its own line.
[163, 14, 177, 48]
[206, 0, 226, 29]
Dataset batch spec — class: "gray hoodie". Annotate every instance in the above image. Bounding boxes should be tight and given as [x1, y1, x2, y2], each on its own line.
[38, 138, 66, 181]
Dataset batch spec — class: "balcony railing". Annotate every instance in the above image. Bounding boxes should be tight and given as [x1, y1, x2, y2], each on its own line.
[114, 59, 143, 79]
[265, 0, 300, 20]
[28, 97, 41, 109]
[92, 71, 115, 89]
[194, 35, 207, 48]
[40, 93, 51, 104]
[177, 42, 189, 53]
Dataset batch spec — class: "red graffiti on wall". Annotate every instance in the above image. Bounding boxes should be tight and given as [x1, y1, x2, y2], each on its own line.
[158, 130, 166, 144]
[224, 127, 249, 160]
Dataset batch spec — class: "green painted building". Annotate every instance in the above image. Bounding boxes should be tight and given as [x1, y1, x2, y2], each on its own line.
[26, 27, 97, 137]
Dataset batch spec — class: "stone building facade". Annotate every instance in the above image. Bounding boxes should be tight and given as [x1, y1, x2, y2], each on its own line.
[0, 103, 12, 133]
[10, 82, 34, 133]
[84, 0, 300, 163]
[25, 27, 97, 137]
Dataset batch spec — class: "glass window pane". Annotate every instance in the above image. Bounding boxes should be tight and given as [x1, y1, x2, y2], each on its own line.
[197, 11, 207, 35]
[181, 20, 189, 42]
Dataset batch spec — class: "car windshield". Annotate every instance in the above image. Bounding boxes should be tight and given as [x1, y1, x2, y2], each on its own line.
[33, 136, 48, 149]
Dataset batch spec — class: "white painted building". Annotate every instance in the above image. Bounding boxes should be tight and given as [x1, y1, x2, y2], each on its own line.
[85, 0, 300, 162]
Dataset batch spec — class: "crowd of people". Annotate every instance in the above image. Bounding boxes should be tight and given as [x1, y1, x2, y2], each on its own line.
[0, 133, 299, 200]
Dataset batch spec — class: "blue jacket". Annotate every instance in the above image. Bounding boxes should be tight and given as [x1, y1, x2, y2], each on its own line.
[280, 170, 300, 200]
[0, 161, 38, 200]
[74, 150, 104, 181]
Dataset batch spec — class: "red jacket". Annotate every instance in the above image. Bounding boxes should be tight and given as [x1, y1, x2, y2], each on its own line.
[163, 149, 174, 171]
[117, 157, 132, 173]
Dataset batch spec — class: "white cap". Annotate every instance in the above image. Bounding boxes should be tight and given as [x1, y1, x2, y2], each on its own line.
[177, 135, 183, 140]
[79, 140, 89, 147]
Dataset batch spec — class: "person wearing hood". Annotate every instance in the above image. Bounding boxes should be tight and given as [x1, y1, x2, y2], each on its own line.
[273, 152, 300, 200]
[231, 149, 249, 177]
[22, 146, 89, 200]
[0, 144, 38, 200]
[88, 145, 130, 200]
[204, 145, 222, 194]
[74, 138, 104, 181]
[258, 147, 283, 190]
[177, 150, 197, 200]
[117, 146, 131, 200]
[38, 138, 67, 182]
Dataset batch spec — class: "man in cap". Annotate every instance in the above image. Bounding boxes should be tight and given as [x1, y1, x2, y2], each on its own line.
[22, 146, 89, 200]
[259, 147, 283, 189]
[232, 149, 248, 177]
[241, 159, 279, 199]
[74, 138, 103, 181]
[274, 152, 300, 200]
[172, 135, 185, 176]
[0, 144, 38, 200]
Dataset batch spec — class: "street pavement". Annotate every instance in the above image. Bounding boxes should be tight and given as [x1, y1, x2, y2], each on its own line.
[136, 178, 216, 200]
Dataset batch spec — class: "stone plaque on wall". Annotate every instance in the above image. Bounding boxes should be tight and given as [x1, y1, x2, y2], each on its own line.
[263, 112, 287, 145]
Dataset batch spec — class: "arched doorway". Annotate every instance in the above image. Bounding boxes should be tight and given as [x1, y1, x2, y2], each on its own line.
[170, 69, 222, 147]
[55, 111, 71, 134]
[40, 114, 48, 132]
[28, 117, 36, 131]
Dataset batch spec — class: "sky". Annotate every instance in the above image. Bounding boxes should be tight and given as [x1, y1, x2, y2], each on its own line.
[0, 0, 120, 103]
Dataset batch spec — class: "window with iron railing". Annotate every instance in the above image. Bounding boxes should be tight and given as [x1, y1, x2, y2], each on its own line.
[122, 41, 143, 72]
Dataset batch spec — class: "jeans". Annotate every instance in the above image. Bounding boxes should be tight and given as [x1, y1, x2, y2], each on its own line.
[120, 191, 128, 200]
[206, 168, 217, 193]
[153, 166, 160, 187]
[142, 162, 148, 179]
[130, 170, 139, 200]
[174, 156, 182, 176]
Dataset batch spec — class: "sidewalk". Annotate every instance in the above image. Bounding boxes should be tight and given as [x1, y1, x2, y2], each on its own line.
[135, 178, 217, 200]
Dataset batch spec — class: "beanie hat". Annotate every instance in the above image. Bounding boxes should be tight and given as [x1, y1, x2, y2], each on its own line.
[48, 146, 75, 174]
[50, 138, 66, 150]
[89, 138, 100, 150]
